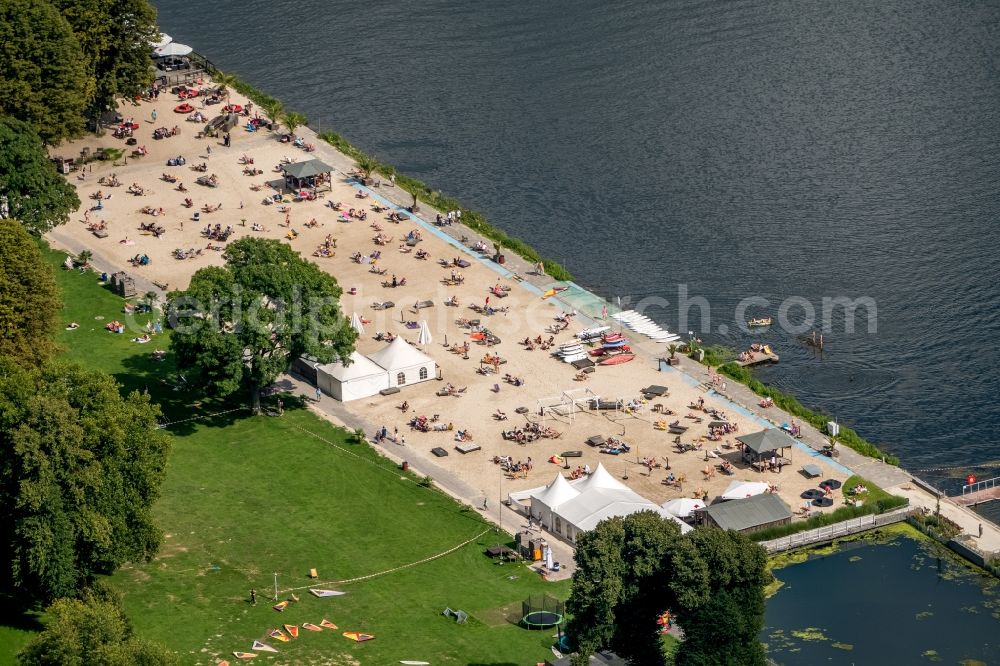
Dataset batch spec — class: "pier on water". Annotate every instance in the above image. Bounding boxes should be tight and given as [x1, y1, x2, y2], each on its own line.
[736, 351, 780, 367]
[955, 476, 1000, 507]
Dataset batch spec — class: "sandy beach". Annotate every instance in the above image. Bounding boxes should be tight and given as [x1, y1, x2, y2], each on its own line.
[48, 80, 855, 536]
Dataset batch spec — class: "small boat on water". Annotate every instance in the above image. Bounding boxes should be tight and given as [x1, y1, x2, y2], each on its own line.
[599, 353, 635, 366]
[747, 317, 772, 327]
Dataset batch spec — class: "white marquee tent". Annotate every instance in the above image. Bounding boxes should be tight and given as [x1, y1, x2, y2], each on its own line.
[316, 351, 389, 402]
[367, 337, 436, 388]
[509, 463, 692, 544]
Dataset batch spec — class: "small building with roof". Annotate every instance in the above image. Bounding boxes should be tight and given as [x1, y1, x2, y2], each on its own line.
[701, 493, 792, 534]
[279, 158, 334, 193]
[736, 428, 796, 471]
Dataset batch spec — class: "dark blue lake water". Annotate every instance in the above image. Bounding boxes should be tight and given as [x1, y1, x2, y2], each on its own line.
[153, 0, 1000, 482]
[765, 531, 1000, 664]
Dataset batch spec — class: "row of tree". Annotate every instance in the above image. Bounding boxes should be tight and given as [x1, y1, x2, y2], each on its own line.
[0, 220, 174, 662]
[0, 0, 159, 145]
[566, 511, 770, 665]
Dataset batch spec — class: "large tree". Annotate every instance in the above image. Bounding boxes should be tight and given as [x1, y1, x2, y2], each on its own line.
[50, 0, 159, 122]
[19, 584, 176, 665]
[0, 119, 81, 234]
[167, 237, 356, 412]
[0, 0, 92, 144]
[0, 220, 61, 366]
[0, 359, 171, 604]
[565, 512, 769, 666]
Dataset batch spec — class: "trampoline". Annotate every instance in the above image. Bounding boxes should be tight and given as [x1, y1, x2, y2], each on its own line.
[821, 479, 842, 490]
[801, 489, 825, 500]
[812, 497, 834, 508]
[522, 594, 565, 629]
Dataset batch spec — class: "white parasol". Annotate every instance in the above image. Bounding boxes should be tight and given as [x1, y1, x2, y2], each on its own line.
[152, 33, 172, 49]
[349, 312, 365, 335]
[417, 320, 432, 346]
[661, 497, 704, 519]
[154, 42, 193, 57]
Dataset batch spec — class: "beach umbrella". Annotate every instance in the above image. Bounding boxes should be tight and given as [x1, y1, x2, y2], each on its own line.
[349, 312, 364, 335]
[154, 42, 193, 57]
[661, 497, 704, 519]
[545, 546, 554, 571]
[417, 320, 432, 346]
[152, 33, 172, 49]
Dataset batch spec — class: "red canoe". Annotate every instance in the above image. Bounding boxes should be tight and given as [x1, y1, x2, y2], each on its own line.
[599, 353, 635, 366]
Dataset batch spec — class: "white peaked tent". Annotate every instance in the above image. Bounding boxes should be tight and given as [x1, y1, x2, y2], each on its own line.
[529, 473, 580, 526]
[368, 336, 436, 388]
[316, 351, 389, 402]
[721, 480, 771, 501]
[509, 464, 691, 544]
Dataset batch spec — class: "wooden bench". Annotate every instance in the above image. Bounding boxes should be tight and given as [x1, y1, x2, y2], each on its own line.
[379, 387, 401, 396]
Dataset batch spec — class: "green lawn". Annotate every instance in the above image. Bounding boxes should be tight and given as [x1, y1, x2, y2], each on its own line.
[0, 244, 571, 665]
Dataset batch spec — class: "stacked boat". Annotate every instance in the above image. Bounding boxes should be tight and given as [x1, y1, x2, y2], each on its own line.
[590, 332, 631, 357]
[610, 310, 681, 344]
[555, 341, 588, 363]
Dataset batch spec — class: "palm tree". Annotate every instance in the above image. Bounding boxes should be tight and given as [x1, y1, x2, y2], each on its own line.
[668, 343, 678, 359]
[260, 99, 284, 131]
[356, 153, 379, 181]
[282, 111, 308, 139]
[214, 71, 238, 105]
[75, 249, 92, 267]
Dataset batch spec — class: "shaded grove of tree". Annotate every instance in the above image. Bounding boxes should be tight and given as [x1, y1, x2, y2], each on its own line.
[167, 237, 357, 413]
[566, 511, 769, 666]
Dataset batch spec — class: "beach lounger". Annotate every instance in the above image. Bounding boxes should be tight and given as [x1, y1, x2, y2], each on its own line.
[586, 435, 605, 447]
[641, 385, 668, 397]
[561, 450, 583, 458]
[455, 443, 481, 454]
[431, 447, 449, 457]
[372, 301, 395, 310]
[411, 300, 434, 311]
[801, 464, 822, 478]
[453, 259, 471, 268]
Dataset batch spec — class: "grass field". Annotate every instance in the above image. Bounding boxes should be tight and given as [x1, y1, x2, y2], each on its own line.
[0, 244, 571, 665]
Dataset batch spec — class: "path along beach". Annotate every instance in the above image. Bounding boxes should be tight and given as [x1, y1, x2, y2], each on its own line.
[46, 78, 1000, 574]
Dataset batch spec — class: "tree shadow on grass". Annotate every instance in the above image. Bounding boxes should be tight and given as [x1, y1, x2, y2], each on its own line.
[0, 596, 43, 633]
[118, 352, 249, 436]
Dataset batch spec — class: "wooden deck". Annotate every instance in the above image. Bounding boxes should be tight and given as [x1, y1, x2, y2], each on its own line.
[737, 352, 780, 367]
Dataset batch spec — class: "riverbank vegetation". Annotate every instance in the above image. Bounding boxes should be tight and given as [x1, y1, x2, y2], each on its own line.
[717, 362, 900, 465]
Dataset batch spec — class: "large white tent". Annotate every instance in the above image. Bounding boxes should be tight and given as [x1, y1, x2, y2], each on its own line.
[509, 463, 692, 544]
[367, 337, 436, 388]
[316, 351, 389, 402]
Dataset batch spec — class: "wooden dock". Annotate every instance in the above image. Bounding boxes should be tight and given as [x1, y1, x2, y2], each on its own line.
[737, 352, 779, 367]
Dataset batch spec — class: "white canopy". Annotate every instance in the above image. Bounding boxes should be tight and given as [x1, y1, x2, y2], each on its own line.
[349, 312, 365, 335]
[368, 336, 434, 372]
[533, 473, 580, 509]
[721, 480, 771, 501]
[570, 462, 626, 492]
[152, 33, 172, 49]
[661, 497, 706, 519]
[417, 320, 432, 345]
[154, 42, 193, 57]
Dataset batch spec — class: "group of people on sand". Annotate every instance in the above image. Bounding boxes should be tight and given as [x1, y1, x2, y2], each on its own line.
[493, 455, 532, 478]
[569, 464, 592, 480]
[520, 335, 555, 351]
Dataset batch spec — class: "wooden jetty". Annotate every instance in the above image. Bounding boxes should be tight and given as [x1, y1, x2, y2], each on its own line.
[954, 485, 1000, 507]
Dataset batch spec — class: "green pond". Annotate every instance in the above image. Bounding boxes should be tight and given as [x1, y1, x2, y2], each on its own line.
[764, 526, 1000, 664]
